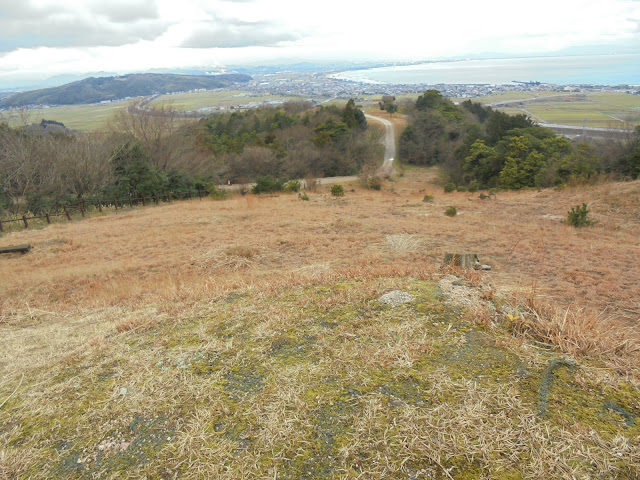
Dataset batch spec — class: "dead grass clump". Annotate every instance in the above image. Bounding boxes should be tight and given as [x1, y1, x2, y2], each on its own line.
[224, 245, 256, 258]
[194, 243, 307, 274]
[195, 245, 262, 271]
[115, 316, 158, 334]
[384, 233, 422, 253]
[506, 301, 640, 363]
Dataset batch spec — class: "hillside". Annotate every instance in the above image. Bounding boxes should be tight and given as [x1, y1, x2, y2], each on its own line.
[0, 73, 252, 107]
[1, 170, 640, 478]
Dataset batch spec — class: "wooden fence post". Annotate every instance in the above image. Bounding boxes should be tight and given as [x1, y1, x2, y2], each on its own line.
[98, 202, 103, 213]
[0, 220, 3, 232]
[154, 194, 159, 205]
[80, 200, 85, 217]
[63, 205, 71, 221]
[46, 213, 51, 224]
[22, 215, 28, 229]
[114, 199, 118, 211]
[128, 194, 133, 208]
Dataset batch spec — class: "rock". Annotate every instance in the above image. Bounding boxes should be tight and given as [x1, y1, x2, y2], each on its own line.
[377, 290, 414, 307]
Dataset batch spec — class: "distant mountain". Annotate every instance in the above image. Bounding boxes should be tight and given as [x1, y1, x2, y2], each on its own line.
[1, 73, 252, 107]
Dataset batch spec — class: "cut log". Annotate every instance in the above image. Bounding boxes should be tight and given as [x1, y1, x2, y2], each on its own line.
[443, 253, 479, 269]
[0, 244, 31, 255]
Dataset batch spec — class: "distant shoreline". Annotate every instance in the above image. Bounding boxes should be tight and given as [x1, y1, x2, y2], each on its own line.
[332, 53, 640, 87]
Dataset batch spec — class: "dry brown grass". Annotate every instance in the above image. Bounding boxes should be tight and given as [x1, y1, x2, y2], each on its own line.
[1, 172, 639, 365]
[506, 300, 640, 361]
[1, 168, 640, 478]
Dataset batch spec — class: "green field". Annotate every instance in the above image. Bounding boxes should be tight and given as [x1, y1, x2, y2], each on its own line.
[465, 91, 570, 104]
[150, 90, 297, 110]
[0, 90, 302, 132]
[3, 101, 130, 131]
[468, 91, 640, 128]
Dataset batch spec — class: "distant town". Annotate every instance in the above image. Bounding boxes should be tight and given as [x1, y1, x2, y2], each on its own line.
[244, 71, 640, 102]
[1, 67, 639, 113]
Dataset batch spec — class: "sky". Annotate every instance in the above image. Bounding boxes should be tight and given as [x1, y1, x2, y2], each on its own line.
[0, 0, 639, 88]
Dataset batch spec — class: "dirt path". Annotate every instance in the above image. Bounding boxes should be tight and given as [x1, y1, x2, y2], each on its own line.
[366, 114, 396, 176]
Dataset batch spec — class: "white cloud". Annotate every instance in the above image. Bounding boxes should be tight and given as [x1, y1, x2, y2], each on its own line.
[0, 0, 638, 87]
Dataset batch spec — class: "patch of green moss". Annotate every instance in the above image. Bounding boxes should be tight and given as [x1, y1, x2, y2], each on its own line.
[224, 364, 267, 399]
[50, 415, 174, 478]
[211, 415, 253, 455]
[163, 334, 203, 349]
[281, 388, 355, 479]
[538, 364, 640, 439]
[270, 333, 317, 364]
[188, 352, 223, 376]
[374, 373, 431, 406]
[443, 330, 521, 382]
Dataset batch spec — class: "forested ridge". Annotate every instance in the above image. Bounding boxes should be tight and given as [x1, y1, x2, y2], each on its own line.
[399, 90, 640, 190]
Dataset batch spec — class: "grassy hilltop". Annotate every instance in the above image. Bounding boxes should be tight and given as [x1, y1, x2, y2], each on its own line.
[1, 168, 639, 478]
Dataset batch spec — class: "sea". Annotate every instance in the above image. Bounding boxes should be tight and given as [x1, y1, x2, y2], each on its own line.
[332, 54, 640, 86]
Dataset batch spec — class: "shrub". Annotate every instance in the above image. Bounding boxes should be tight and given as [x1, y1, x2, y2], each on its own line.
[283, 180, 301, 193]
[565, 203, 595, 227]
[367, 176, 383, 190]
[422, 194, 434, 202]
[444, 182, 456, 193]
[300, 193, 309, 201]
[208, 183, 228, 201]
[445, 206, 457, 217]
[331, 184, 345, 197]
[251, 176, 284, 194]
[468, 180, 480, 193]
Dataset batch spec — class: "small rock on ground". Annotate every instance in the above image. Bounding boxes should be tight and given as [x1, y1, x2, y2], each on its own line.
[377, 290, 414, 307]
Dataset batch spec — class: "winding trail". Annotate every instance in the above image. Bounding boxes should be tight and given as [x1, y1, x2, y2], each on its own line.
[365, 114, 396, 176]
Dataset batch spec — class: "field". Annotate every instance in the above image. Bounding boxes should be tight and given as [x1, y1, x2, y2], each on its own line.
[2, 101, 130, 132]
[149, 90, 297, 111]
[1, 90, 300, 132]
[1, 169, 640, 478]
[469, 92, 640, 128]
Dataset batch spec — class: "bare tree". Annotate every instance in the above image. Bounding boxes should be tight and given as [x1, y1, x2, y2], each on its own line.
[59, 133, 121, 199]
[109, 100, 204, 174]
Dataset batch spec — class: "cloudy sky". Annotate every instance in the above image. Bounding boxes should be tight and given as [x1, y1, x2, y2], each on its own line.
[0, 0, 638, 87]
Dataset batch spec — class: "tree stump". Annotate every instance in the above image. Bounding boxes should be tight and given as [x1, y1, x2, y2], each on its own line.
[443, 253, 479, 269]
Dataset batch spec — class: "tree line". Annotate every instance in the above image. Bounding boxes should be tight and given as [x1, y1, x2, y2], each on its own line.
[399, 90, 640, 190]
[0, 99, 379, 216]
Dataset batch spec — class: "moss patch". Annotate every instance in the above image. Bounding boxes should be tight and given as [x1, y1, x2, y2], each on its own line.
[2, 277, 639, 478]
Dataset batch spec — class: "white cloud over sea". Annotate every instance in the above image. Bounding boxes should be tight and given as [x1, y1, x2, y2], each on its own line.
[0, 0, 638, 87]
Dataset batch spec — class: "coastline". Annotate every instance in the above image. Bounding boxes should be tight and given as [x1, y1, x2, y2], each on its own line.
[331, 53, 640, 86]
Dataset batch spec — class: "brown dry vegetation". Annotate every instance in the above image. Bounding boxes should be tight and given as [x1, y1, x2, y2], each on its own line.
[1, 168, 640, 478]
[3, 168, 638, 328]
